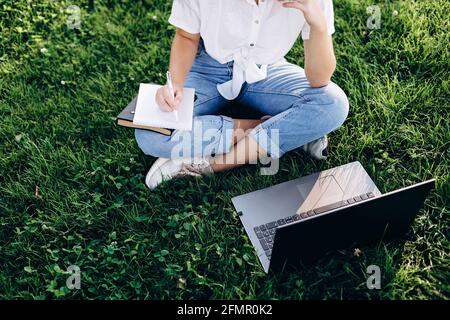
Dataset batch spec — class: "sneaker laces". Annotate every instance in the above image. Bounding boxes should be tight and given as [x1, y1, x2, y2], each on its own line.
[303, 136, 328, 160]
[179, 158, 213, 177]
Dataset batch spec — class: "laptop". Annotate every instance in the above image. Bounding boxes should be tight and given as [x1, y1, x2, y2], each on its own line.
[231, 161, 435, 273]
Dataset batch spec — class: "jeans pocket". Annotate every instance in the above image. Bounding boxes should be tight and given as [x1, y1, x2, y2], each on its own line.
[195, 47, 205, 58]
[196, 38, 206, 58]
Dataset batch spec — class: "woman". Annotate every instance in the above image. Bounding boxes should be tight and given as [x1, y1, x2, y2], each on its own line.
[136, 0, 349, 189]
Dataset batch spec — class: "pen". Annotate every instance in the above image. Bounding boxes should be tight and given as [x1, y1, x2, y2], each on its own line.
[166, 71, 178, 121]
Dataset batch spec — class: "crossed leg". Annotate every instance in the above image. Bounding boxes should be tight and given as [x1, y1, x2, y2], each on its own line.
[211, 60, 349, 172]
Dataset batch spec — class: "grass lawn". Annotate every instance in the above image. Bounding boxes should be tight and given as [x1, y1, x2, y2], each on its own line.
[0, 0, 449, 300]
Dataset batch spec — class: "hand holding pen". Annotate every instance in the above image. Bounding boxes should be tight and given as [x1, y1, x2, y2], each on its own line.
[155, 71, 184, 117]
[166, 71, 178, 121]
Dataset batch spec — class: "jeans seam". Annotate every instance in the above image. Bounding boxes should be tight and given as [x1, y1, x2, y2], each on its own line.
[251, 106, 300, 157]
[250, 127, 287, 158]
[194, 92, 222, 108]
[263, 109, 292, 130]
[245, 87, 308, 101]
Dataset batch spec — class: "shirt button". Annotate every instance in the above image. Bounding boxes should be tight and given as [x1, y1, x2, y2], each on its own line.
[255, 20, 259, 24]
[250, 43, 255, 47]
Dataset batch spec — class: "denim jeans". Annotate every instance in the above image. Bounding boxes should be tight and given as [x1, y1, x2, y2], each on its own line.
[135, 40, 349, 159]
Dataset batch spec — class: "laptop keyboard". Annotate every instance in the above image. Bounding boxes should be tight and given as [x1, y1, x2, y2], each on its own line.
[253, 192, 375, 259]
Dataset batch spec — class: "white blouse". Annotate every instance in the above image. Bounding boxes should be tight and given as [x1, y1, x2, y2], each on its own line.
[169, 0, 335, 100]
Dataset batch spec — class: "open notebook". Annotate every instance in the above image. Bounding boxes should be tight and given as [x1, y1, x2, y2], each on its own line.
[133, 83, 195, 131]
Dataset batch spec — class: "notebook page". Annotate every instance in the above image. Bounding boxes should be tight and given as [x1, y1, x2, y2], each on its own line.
[133, 83, 195, 131]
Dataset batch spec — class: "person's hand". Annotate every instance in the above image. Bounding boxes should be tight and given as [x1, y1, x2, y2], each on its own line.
[278, 0, 327, 30]
[155, 85, 183, 112]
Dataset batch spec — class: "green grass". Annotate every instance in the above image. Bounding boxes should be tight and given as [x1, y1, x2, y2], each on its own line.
[0, 0, 449, 300]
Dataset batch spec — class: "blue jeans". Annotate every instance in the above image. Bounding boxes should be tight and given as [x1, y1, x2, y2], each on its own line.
[135, 40, 349, 159]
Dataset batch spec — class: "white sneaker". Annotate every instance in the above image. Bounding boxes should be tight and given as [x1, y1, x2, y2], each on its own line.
[145, 157, 213, 190]
[302, 136, 329, 160]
